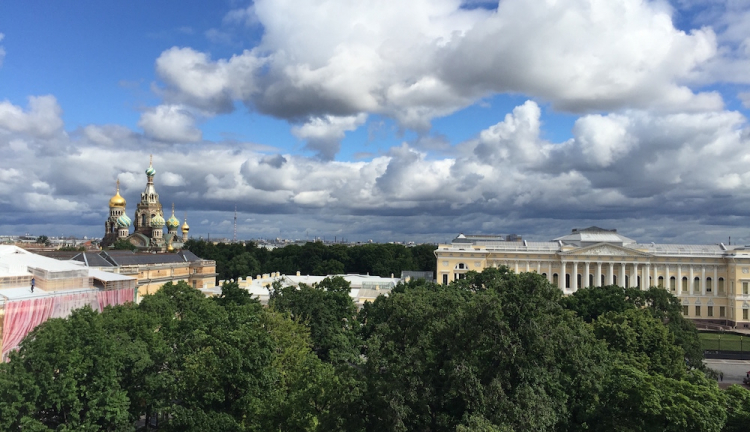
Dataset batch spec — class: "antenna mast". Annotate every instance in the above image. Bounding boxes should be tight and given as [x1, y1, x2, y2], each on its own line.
[233, 205, 237, 243]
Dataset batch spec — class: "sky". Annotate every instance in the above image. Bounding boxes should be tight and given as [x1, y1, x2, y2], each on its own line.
[1, 0, 750, 244]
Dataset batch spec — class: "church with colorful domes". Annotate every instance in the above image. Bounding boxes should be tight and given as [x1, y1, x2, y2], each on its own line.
[102, 157, 189, 251]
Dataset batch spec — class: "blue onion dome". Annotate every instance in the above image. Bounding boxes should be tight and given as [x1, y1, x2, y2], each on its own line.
[150, 214, 165, 228]
[167, 214, 180, 229]
[116, 214, 132, 228]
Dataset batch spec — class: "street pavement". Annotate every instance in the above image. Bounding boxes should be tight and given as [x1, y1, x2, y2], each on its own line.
[704, 359, 750, 386]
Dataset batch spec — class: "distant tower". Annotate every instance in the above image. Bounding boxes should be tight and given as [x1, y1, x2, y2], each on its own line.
[166, 203, 180, 242]
[233, 205, 237, 243]
[181, 213, 190, 243]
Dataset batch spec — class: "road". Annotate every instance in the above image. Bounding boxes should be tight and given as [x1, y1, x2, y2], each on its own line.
[704, 359, 750, 385]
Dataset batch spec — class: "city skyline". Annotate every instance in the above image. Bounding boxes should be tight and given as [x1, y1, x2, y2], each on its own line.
[1, 1, 750, 244]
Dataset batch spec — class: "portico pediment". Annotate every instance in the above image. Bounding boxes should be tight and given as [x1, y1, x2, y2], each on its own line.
[560, 243, 652, 258]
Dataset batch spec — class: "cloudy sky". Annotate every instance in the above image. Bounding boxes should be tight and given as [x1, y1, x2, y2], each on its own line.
[1, 0, 750, 244]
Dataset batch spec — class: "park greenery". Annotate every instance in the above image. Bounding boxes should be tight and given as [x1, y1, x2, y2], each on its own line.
[182, 239, 437, 283]
[2, 267, 750, 431]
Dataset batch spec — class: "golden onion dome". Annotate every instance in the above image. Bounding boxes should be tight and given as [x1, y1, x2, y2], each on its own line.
[109, 180, 126, 208]
[167, 244, 174, 252]
[181, 216, 190, 233]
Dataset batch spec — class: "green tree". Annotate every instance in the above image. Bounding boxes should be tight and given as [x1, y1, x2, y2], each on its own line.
[593, 309, 685, 378]
[723, 385, 750, 432]
[0, 308, 132, 431]
[356, 268, 608, 432]
[111, 238, 138, 251]
[269, 276, 360, 364]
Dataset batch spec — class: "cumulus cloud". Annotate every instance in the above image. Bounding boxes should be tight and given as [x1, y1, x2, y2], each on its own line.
[740, 92, 750, 108]
[0, 95, 64, 138]
[291, 114, 367, 159]
[145, 0, 728, 157]
[4, 92, 750, 243]
[138, 104, 202, 142]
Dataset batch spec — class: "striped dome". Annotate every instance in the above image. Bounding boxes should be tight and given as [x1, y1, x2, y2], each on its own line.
[145, 165, 156, 177]
[150, 214, 165, 228]
[116, 214, 132, 228]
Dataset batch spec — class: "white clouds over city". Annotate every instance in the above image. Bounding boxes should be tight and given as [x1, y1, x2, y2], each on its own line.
[2, 0, 750, 242]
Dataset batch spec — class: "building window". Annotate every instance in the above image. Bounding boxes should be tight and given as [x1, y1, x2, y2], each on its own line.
[682, 305, 689, 316]
[670, 276, 676, 291]
[658, 276, 664, 288]
[457, 263, 466, 270]
[744, 309, 749, 320]
[720, 306, 726, 318]
[577, 274, 581, 288]
[542, 273, 547, 279]
[553, 274, 559, 286]
[565, 274, 570, 289]
[695, 306, 701, 317]
[744, 282, 749, 295]
[637, 276, 641, 289]
[589, 274, 594, 287]
[625, 275, 629, 288]
[719, 278, 725, 294]
[706, 277, 712, 293]
[682, 277, 688, 291]
[442, 274, 448, 285]
[693, 277, 700, 292]
[708, 306, 713, 317]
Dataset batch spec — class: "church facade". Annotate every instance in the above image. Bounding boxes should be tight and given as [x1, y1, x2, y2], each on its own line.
[102, 157, 189, 251]
[435, 227, 750, 328]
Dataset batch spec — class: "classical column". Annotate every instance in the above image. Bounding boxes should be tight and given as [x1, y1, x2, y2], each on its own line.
[526, 261, 530, 273]
[689, 266, 694, 295]
[584, 262, 590, 288]
[713, 266, 718, 297]
[620, 262, 626, 287]
[548, 262, 553, 282]
[537, 261, 541, 274]
[665, 265, 670, 290]
[701, 266, 706, 296]
[572, 262, 579, 292]
[643, 264, 650, 290]
[596, 262, 602, 287]
[632, 263, 639, 289]
[559, 261, 566, 290]
[677, 265, 682, 295]
[514, 261, 519, 273]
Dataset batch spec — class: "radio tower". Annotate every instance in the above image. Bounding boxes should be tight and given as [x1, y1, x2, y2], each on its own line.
[233, 205, 237, 243]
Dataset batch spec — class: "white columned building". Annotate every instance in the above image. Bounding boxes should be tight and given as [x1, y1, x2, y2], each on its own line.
[436, 227, 746, 328]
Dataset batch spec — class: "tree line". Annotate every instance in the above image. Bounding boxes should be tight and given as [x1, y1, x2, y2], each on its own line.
[183, 239, 437, 282]
[2, 267, 749, 431]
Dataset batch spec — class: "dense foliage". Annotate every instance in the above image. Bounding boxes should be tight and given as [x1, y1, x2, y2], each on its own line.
[2, 269, 749, 431]
[183, 239, 436, 282]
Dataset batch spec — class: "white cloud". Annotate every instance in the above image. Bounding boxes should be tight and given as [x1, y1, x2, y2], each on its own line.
[0, 95, 64, 138]
[161, 172, 186, 186]
[138, 104, 202, 142]
[291, 114, 367, 159]
[145, 0, 728, 158]
[740, 92, 750, 108]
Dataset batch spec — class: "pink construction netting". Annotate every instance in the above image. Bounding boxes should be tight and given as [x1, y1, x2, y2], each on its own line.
[1, 288, 134, 361]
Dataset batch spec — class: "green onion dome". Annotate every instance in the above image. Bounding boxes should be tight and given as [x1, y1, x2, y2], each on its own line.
[167, 214, 180, 229]
[150, 214, 165, 228]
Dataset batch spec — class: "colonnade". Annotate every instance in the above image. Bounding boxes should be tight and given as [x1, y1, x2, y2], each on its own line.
[504, 260, 723, 295]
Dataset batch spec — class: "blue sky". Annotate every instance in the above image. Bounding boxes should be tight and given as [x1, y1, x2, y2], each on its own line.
[1, 0, 750, 243]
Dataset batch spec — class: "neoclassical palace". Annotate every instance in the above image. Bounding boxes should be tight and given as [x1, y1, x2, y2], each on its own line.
[102, 157, 189, 251]
[435, 227, 750, 327]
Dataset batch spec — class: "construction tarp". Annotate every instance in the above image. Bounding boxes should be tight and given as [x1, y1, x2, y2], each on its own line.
[2, 288, 134, 361]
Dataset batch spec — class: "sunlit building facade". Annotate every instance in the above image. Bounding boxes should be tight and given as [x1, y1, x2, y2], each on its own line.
[435, 227, 750, 328]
